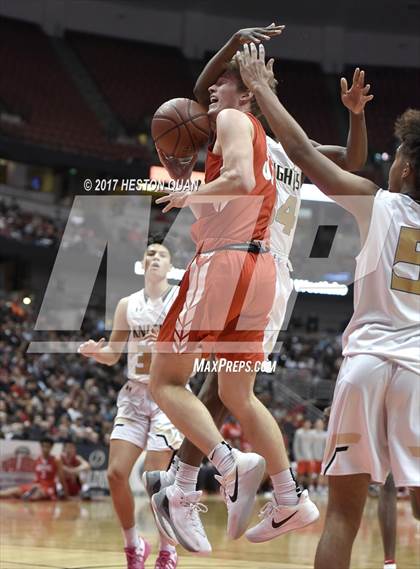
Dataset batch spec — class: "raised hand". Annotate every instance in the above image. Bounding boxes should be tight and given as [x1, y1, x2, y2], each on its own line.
[78, 338, 106, 358]
[156, 191, 190, 213]
[341, 68, 374, 115]
[234, 23, 285, 45]
[157, 148, 198, 181]
[236, 43, 274, 92]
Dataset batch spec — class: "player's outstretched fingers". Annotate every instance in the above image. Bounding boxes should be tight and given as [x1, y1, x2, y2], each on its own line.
[340, 77, 348, 95]
[353, 67, 360, 85]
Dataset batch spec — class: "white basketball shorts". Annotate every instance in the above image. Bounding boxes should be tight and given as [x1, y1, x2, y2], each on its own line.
[322, 354, 420, 486]
[263, 257, 293, 358]
[110, 380, 183, 452]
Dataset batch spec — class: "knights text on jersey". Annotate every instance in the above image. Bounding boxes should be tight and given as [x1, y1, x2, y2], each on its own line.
[266, 136, 303, 259]
[126, 286, 179, 382]
[343, 189, 420, 373]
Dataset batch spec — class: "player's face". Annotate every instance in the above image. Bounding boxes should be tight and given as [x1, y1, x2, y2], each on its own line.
[208, 73, 249, 121]
[41, 442, 53, 457]
[388, 145, 408, 193]
[143, 244, 172, 279]
[64, 443, 76, 457]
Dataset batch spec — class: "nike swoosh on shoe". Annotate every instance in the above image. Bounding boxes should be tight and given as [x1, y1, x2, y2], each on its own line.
[229, 466, 239, 503]
[271, 511, 298, 529]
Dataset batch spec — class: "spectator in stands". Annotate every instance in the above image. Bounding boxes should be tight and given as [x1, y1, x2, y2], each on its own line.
[311, 419, 328, 493]
[293, 419, 314, 490]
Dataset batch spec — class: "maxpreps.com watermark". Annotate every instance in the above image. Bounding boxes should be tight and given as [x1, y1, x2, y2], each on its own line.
[83, 178, 200, 192]
[193, 358, 277, 374]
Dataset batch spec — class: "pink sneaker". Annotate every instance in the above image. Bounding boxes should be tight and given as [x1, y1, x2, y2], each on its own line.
[124, 539, 151, 569]
[155, 550, 178, 569]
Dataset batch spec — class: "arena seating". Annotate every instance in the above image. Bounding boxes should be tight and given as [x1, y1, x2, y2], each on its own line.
[1, 17, 417, 167]
[68, 31, 193, 131]
[0, 18, 149, 161]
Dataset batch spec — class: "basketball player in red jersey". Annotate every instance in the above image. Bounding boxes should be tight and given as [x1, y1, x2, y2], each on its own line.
[0, 438, 68, 501]
[146, 24, 371, 553]
[60, 441, 90, 497]
[149, 50, 319, 552]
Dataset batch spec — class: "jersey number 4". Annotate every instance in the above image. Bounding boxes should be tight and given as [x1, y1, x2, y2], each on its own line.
[391, 226, 420, 295]
[275, 195, 298, 236]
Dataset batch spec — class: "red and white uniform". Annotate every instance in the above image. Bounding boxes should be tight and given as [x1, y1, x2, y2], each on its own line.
[20, 456, 58, 498]
[61, 454, 82, 497]
[158, 113, 277, 362]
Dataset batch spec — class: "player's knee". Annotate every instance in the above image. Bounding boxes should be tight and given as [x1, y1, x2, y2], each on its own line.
[218, 384, 252, 414]
[107, 463, 129, 486]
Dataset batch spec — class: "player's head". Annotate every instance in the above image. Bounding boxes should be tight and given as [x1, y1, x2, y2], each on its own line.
[63, 440, 76, 456]
[303, 419, 312, 430]
[40, 437, 54, 457]
[389, 108, 420, 196]
[143, 235, 172, 281]
[208, 59, 277, 122]
[314, 418, 325, 430]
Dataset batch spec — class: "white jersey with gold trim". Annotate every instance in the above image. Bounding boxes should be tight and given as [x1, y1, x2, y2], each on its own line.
[343, 189, 420, 373]
[126, 286, 179, 382]
[266, 136, 303, 258]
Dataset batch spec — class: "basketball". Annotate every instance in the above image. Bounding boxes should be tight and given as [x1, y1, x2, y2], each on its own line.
[151, 98, 211, 158]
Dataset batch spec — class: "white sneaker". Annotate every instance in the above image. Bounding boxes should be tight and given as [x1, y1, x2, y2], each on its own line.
[151, 485, 211, 554]
[383, 564, 397, 569]
[215, 450, 266, 540]
[245, 489, 320, 543]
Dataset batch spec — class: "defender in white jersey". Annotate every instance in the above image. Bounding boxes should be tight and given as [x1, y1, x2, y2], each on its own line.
[79, 241, 181, 569]
[264, 62, 373, 355]
[237, 44, 419, 569]
[144, 26, 372, 554]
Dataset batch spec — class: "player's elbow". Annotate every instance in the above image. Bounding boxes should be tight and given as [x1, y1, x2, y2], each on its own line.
[287, 142, 312, 166]
[193, 84, 208, 106]
[224, 168, 255, 194]
[345, 153, 367, 173]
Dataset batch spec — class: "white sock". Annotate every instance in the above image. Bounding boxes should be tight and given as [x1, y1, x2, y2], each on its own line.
[271, 469, 301, 506]
[209, 441, 236, 478]
[122, 526, 142, 550]
[163, 455, 179, 485]
[159, 536, 177, 554]
[174, 461, 200, 493]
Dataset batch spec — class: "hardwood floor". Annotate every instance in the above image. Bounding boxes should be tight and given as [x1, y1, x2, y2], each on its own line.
[1, 494, 419, 568]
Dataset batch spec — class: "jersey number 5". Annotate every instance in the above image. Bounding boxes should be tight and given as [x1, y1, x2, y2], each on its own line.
[275, 195, 298, 236]
[136, 352, 152, 375]
[391, 226, 420, 295]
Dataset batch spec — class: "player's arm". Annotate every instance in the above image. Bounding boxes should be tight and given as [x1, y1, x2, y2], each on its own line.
[78, 298, 129, 366]
[193, 23, 284, 107]
[156, 109, 256, 211]
[311, 68, 373, 171]
[62, 455, 91, 475]
[237, 45, 378, 227]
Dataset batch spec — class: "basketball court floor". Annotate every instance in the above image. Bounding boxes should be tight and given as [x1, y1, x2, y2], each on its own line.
[1, 494, 419, 568]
